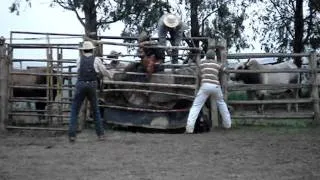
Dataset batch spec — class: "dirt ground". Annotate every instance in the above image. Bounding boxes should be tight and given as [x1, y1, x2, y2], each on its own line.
[0, 126, 320, 180]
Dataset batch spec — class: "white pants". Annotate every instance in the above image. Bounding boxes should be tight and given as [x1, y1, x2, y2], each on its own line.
[186, 83, 231, 132]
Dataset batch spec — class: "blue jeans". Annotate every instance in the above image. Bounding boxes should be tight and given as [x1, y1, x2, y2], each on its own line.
[68, 81, 104, 137]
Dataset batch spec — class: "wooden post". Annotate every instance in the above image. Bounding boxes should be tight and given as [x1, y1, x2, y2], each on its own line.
[57, 48, 63, 124]
[216, 37, 228, 128]
[216, 38, 228, 99]
[0, 36, 8, 132]
[310, 52, 320, 125]
[207, 38, 219, 128]
[46, 35, 53, 124]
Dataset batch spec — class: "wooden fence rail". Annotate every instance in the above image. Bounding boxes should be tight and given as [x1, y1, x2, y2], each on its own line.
[103, 80, 196, 89]
[223, 51, 320, 125]
[228, 98, 313, 105]
[1, 31, 320, 131]
[228, 84, 310, 91]
[227, 52, 310, 59]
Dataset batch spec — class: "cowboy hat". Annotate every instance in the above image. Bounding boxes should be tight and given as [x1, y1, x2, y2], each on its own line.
[107, 50, 122, 59]
[110, 50, 121, 56]
[79, 41, 95, 50]
[163, 14, 180, 28]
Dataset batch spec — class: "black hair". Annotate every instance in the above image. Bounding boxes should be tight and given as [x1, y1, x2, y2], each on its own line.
[142, 41, 165, 61]
[83, 49, 93, 53]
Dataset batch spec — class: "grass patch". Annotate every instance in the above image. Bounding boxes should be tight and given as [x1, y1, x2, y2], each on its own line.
[227, 119, 320, 135]
[227, 91, 248, 100]
[231, 118, 313, 129]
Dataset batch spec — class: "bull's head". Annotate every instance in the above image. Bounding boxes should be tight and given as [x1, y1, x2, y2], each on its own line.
[230, 59, 251, 81]
[229, 58, 260, 84]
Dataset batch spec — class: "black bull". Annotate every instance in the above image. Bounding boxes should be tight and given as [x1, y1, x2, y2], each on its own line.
[11, 67, 67, 116]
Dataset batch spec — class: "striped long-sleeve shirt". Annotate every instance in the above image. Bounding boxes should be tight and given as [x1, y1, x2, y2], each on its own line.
[199, 58, 221, 85]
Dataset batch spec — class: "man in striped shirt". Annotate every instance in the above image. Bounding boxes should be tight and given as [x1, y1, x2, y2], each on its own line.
[186, 49, 231, 133]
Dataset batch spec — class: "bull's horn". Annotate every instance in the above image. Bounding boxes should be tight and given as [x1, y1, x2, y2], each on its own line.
[244, 58, 251, 65]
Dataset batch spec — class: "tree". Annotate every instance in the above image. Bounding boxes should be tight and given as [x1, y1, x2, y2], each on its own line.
[9, 0, 31, 15]
[10, 0, 171, 56]
[312, 0, 320, 11]
[53, 0, 171, 40]
[10, 0, 257, 59]
[251, 0, 320, 67]
[10, 0, 170, 40]
[176, 0, 250, 52]
[118, 1, 170, 38]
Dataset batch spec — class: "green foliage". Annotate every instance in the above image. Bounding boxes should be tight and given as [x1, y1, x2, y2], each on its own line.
[9, 0, 31, 15]
[227, 91, 248, 100]
[233, 119, 312, 128]
[198, 0, 250, 51]
[120, 0, 170, 39]
[9, 0, 255, 52]
[251, 0, 320, 52]
[311, 0, 320, 11]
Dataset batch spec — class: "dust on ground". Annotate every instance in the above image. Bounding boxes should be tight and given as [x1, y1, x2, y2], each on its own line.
[0, 126, 320, 180]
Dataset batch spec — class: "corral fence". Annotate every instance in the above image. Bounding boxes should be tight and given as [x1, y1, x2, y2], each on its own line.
[0, 31, 319, 133]
[0, 31, 81, 131]
[79, 34, 205, 129]
[224, 52, 320, 125]
[0, 31, 206, 131]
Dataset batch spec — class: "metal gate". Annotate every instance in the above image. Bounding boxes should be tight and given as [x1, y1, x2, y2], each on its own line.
[5, 31, 79, 130]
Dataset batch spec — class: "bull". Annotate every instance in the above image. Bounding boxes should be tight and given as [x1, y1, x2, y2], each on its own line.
[230, 59, 299, 113]
[300, 71, 320, 98]
[11, 67, 63, 119]
[299, 56, 320, 97]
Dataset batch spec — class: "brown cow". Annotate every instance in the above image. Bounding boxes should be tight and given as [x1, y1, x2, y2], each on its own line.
[11, 67, 62, 118]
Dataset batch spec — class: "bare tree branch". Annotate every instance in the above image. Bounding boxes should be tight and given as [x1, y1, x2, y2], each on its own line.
[54, 0, 85, 28]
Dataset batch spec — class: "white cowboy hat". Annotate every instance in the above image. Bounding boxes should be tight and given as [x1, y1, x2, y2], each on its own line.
[163, 14, 180, 28]
[79, 41, 96, 50]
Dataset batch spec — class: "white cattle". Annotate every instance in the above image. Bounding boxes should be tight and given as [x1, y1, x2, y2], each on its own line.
[300, 71, 320, 98]
[230, 59, 299, 113]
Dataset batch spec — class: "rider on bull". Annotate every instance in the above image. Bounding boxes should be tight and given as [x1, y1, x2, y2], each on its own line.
[138, 31, 165, 77]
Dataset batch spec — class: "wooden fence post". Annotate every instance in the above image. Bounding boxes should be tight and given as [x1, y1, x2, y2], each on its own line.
[216, 37, 228, 127]
[310, 52, 320, 125]
[57, 48, 63, 124]
[216, 38, 228, 98]
[0, 36, 8, 132]
[207, 38, 219, 128]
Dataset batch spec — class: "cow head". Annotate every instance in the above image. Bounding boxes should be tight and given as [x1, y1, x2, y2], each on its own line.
[299, 71, 312, 97]
[229, 59, 261, 84]
[230, 59, 250, 81]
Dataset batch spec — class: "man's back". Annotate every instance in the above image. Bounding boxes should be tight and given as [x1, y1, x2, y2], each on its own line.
[199, 58, 221, 85]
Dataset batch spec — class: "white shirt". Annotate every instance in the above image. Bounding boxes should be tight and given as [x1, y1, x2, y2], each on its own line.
[76, 53, 112, 80]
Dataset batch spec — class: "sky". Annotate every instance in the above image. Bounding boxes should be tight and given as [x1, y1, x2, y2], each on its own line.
[0, 0, 268, 68]
[0, 0, 128, 38]
[0, 0, 128, 68]
[1, 1, 81, 38]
